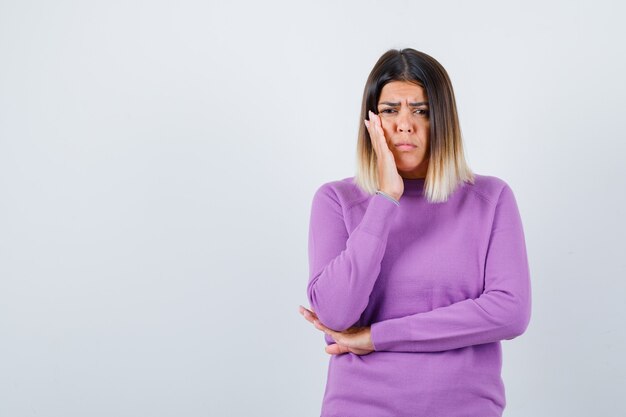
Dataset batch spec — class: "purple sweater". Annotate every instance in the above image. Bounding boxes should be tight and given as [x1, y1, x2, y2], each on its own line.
[306, 174, 531, 417]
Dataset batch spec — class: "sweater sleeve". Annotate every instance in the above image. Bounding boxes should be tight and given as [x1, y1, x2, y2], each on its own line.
[307, 183, 400, 332]
[370, 183, 532, 352]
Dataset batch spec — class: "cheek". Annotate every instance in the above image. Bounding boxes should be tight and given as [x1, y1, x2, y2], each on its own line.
[419, 124, 430, 141]
[380, 119, 393, 134]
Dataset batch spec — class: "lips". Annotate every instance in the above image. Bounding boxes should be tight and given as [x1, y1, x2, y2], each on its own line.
[395, 143, 417, 150]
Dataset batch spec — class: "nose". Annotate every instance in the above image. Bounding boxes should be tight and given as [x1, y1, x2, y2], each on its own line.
[396, 109, 413, 133]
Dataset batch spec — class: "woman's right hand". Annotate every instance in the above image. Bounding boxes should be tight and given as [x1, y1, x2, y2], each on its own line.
[364, 110, 403, 201]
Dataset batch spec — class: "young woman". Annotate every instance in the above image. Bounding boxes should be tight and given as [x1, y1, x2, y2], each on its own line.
[299, 48, 532, 416]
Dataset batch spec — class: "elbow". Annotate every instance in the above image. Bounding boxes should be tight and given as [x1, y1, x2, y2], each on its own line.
[316, 315, 354, 333]
[307, 281, 359, 332]
[481, 286, 531, 340]
[503, 298, 531, 340]
[504, 313, 530, 339]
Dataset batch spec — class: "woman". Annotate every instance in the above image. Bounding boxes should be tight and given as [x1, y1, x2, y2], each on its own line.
[298, 48, 532, 416]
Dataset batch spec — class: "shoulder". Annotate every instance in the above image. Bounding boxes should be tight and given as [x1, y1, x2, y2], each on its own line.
[463, 173, 515, 205]
[311, 176, 370, 210]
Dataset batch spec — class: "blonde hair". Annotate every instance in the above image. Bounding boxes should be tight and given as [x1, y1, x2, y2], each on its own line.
[355, 48, 474, 203]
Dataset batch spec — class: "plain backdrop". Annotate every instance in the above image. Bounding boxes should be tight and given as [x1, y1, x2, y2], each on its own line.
[1, 1, 625, 416]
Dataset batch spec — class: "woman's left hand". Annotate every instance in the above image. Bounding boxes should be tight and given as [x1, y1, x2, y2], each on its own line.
[298, 305, 375, 356]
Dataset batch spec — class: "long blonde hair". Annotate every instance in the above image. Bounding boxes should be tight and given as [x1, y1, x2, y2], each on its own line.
[355, 48, 474, 203]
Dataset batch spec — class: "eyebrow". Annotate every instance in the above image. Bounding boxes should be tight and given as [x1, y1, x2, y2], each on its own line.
[378, 101, 429, 106]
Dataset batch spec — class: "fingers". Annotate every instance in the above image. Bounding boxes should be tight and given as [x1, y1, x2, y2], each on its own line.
[308, 313, 337, 337]
[299, 305, 342, 345]
[365, 110, 391, 159]
[298, 304, 319, 325]
[312, 317, 334, 336]
[325, 343, 350, 355]
[364, 111, 380, 157]
[298, 305, 315, 314]
[299, 305, 374, 356]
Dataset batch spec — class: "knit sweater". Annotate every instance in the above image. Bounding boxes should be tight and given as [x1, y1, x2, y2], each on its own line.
[306, 174, 531, 417]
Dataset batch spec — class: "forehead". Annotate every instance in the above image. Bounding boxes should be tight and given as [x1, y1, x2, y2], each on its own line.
[379, 81, 427, 102]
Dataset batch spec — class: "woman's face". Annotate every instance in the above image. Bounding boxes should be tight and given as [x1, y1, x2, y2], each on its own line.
[376, 80, 430, 178]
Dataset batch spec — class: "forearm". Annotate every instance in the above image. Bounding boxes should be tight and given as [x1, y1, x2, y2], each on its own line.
[307, 188, 399, 331]
[371, 183, 532, 352]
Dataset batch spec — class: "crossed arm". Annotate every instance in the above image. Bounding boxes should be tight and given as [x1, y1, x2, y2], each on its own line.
[303, 182, 531, 354]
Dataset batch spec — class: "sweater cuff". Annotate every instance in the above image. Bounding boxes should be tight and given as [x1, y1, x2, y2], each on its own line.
[376, 190, 400, 205]
[358, 193, 400, 237]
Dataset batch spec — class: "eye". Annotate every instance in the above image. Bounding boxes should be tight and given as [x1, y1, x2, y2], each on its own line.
[378, 108, 429, 116]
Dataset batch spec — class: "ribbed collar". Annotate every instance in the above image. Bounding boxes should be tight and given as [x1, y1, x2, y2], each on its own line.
[401, 176, 426, 195]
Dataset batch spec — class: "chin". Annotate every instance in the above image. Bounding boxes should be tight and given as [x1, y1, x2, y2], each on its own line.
[395, 159, 423, 170]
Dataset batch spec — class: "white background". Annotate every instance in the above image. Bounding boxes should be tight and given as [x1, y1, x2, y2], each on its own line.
[1, 1, 624, 416]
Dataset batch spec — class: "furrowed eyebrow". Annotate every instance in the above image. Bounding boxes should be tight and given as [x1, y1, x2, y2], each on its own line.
[378, 101, 429, 106]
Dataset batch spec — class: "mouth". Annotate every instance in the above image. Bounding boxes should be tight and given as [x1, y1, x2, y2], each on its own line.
[394, 143, 417, 150]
